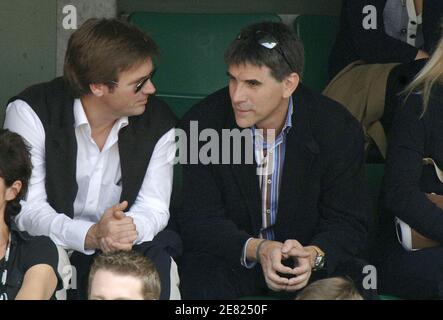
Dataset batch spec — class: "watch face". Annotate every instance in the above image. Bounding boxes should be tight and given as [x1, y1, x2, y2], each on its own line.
[314, 255, 325, 270]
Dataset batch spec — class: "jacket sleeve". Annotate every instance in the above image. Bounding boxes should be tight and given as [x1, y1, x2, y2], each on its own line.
[423, 0, 443, 55]
[309, 116, 371, 275]
[345, 0, 418, 63]
[383, 93, 443, 244]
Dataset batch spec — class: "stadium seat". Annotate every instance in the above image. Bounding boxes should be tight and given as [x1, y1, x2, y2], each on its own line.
[129, 12, 281, 117]
[293, 15, 339, 92]
[363, 162, 384, 259]
[363, 164, 403, 300]
[364, 163, 385, 208]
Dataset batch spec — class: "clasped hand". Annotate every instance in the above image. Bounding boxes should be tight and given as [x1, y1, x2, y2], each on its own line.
[88, 201, 138, 253]
[258, 239, 312, 292]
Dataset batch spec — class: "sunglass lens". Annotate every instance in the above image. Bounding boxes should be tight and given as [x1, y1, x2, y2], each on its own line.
[135, 77, 149, 93]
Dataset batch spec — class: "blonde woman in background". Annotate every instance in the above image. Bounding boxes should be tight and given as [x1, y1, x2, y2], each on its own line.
[378, 32, 443, 299]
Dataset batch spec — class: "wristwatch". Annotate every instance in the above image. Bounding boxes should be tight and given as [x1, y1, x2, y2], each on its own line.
[312, 246, 325, 271]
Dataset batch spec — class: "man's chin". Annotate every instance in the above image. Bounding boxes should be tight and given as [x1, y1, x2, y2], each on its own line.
[235, 117, 253, 129]
[132, 104, 146, 116]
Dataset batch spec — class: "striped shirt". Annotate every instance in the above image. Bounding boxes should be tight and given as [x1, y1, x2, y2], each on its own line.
[241, 97, 294, 268]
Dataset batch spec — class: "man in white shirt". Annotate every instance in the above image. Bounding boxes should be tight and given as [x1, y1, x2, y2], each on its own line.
[4, 18, 181, 299]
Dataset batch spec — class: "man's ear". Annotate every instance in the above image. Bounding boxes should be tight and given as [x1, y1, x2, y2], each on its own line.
[5, 180, 22, 202]
[282, 72, 300, 98]
[89, 83, 107, 97]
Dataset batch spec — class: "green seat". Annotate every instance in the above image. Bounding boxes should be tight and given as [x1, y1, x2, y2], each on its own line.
[0, 107, 5, 127]
[363, 162, 385, 250]
[294, 15, 340, 92]
[363, 164, 402, 300]
[160, 94, 203, 119]
[363, 163, 385, 207]
[378, 294, 402, 300]
[129, 12, 281, 117]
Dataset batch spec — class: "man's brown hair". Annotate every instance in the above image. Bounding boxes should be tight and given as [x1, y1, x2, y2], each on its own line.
[88, 251, 161, 300]
[64, 18, 159, 97]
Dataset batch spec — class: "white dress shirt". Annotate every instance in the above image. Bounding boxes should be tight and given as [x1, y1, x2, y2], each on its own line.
[4, 99, 175, 254]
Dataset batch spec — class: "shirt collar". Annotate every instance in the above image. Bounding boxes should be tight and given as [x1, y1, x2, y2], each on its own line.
[73, 99, 88, 128]
[252, 96, 294, 146]
[282, 96, 294, 134]
[73, 98, 129, 131]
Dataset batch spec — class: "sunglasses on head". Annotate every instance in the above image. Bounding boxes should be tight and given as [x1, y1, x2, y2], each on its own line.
[237, 30, 295, 72]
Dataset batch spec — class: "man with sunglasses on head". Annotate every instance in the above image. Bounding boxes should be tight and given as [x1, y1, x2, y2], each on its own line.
[4, 18, 181, 300]
[176, 21, 372, 299]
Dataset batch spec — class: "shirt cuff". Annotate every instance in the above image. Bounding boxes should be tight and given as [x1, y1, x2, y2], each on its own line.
[240, 237, 257, 269]
[129, 214, 155, 244]
[64, 220, 96, 255]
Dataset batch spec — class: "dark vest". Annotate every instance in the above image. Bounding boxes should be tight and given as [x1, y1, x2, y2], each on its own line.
[8, 77, 177, 218]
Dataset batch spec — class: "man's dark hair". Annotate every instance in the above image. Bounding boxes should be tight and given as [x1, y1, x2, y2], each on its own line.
[0, 129, 32, 226]
[64, 18, 159, 97]
[224, 21, 304, 81]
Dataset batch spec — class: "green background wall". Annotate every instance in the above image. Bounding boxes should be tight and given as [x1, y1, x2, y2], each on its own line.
[0, 0, 56, 126]
[118, 0, 341, 15]
[0, 0, 342, 126]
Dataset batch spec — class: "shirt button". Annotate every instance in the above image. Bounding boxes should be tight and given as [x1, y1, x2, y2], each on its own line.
[266, 209, 271, 214]
[267, 179, 272, 184]
[401, 28, 407, 34]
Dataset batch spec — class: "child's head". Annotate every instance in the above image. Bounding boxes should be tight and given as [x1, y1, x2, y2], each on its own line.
[296, 276, 363, 300]
[0, 129, 32, 225]
[88, 250, 161, 300]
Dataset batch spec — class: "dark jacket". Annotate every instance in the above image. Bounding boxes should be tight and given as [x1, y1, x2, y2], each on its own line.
[8, 77, 177, 217]
[329, 0, 443, 79]
[381, 85, 443, 245]
[176, 84, 371, 275]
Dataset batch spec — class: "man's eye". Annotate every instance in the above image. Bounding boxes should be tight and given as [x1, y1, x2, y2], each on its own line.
[247, 80, 260, 87]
